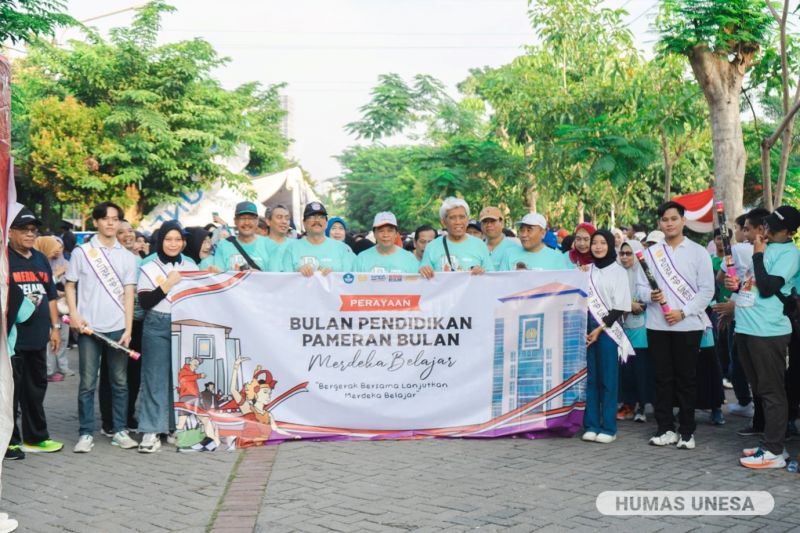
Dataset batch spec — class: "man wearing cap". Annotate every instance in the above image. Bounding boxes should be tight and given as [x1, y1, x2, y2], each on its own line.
[466, 220, 483, 239]
[7, 207, 64, 457]
[419, 197, 494, 278]
[353, 213, 419, 273]
[212, 201, 276, 272]
[644, 230, 665, 247]
[725, 205, 800, 469]
[65, 201, 139, 453]
[280, 202, 354, 275]
[500, 214, 573, 271]
[480, 206, 518, 268]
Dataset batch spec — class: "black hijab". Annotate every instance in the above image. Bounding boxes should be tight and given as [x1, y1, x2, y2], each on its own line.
[183, 226, 211, 264]
[591, 229, 617, 269]
[156, 221, 185, 265]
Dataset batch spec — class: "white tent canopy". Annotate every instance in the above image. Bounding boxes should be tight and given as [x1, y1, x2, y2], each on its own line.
[140, 166, 317, 233]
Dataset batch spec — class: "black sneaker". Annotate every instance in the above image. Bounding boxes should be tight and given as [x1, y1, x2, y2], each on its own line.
[737, 425, 764, 437]
[4, 445, 25, 460]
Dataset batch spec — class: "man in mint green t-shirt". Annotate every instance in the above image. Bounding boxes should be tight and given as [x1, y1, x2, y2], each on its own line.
[354, 212, 419, 273]
[282, 201, 354, 275]
[500, 213, 573, 271]
[212, 201, 277, 272]
[726, 205, 800, 469]
[420, 197, 494, 277]
[479, 205, 519, 269]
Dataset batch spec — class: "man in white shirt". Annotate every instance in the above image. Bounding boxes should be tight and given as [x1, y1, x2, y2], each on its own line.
[65, 202, 139, 453]
[637, 201, 715, 450]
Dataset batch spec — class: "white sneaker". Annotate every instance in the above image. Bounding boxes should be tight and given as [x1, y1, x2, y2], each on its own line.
[166, 432, 177, 446]
[595, 433, 617, 444]
[111, 430, 138, 449]
[722, 378, 733, 389]
[73, 435, 93, 453]
[138, 433, 161, 454]
[0, 516, 18, 533]
[728, 402, 755, 418]
[676, 435, 696, 450]
[742, 446, 790, 460]
[649, 431, 678, 446]
[582, 431, 597, 442]
[740, 449, 787, 469]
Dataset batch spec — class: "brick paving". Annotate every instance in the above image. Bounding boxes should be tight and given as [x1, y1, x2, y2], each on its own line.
[4, 346, 800, 532]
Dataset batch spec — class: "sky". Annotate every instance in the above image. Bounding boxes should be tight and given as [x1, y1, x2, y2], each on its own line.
[57, 0, 660, 191]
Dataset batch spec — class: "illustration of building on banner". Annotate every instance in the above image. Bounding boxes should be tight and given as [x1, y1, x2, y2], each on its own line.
[492, 283, 587, 417]
[171, 319, 241, 398]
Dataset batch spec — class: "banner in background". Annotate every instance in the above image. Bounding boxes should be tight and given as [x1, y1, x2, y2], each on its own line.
[168, 270, 588, 450]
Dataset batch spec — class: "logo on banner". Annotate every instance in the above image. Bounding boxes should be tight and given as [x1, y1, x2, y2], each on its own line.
[340, 294, 421, 312]
[343, 273, 354, 284]
[522, 317, 541, 350]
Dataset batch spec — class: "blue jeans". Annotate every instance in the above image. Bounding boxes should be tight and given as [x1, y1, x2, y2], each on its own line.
[584, 319, 619, 436]
[138, 311, 175, 434]
[78, 330, 128, 435]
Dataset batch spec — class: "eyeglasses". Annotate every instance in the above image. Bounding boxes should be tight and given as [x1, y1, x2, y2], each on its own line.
[12, 227, 38, 236]
[619, 251, 633, 256]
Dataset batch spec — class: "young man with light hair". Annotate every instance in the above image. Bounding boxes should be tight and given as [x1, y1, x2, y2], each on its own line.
[419, 197, 494, 278]
[65, 201, 139, 453]
[353, 212, 419, 273]
[500, 213, 571, 271]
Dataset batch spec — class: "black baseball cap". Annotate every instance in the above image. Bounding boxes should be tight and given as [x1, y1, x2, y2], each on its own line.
[303, 201, 327, 219]
[10, 207, 42, 228]
[765, 205, 800, 233]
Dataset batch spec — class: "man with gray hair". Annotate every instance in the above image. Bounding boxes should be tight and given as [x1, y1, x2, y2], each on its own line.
[419, 197, 494, 278]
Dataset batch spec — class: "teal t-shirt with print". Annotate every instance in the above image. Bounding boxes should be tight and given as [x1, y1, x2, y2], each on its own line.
[488, 237, 519, 271]
[735, 241, 800, 337]
[267, 239, 294, 272]
[212, 236, 276, 272]
[421, 235, 495, 272]
[500, 245, 573, 271]
[281, 237, 355, 273]
[353, 246, 420, 273]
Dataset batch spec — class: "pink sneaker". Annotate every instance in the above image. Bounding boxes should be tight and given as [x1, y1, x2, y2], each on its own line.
[47, 373, 64, 382]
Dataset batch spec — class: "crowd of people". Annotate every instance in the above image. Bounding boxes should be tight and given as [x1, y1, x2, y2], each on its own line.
[4, 195, 800, 473]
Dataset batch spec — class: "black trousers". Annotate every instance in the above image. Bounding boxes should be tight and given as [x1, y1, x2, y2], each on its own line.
[736, 333, 791, 455]
[10, 348, 50, 445]
[99, 319, 142, 431]
[647, 329, 703, 438]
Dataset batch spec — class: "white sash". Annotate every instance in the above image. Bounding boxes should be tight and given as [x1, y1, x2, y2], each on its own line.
[80, 241, 125, 312]
[140, 259, 170, 289]
[587, 266, 636, 362]
[647, 243, 712, 328]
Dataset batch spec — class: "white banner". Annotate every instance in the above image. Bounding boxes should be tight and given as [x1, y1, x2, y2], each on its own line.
[168, 270, 589, 449]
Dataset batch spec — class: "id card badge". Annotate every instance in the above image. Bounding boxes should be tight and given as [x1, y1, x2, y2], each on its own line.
[736, 289, 756, 308]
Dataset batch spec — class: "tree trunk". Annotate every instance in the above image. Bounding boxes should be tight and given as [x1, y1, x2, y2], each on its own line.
[524, 141, 537, 213]
[687, 45, 752, 222]
[659, 127, 673, 201]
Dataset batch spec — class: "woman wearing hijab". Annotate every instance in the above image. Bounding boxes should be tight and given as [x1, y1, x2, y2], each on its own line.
[34, 236, 73, 380]
[582, 229, 631, 444]
[568, 222, 596, 268]
[325, 217, 348, 242]
[617, 239, 654, 423]
[183, 226, 215, 269]
[136, 221, 198, 453]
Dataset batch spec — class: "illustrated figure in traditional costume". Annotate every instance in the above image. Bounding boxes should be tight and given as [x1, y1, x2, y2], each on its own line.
[176, 357, 220, 448]
[230, 356, 295, 445]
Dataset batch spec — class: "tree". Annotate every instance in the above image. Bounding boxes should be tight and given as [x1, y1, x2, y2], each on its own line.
[658, 0, 773, 220]
[12, 1, 289, 224]
[0, 0, 74, 45]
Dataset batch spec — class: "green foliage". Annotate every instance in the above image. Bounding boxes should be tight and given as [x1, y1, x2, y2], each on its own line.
[657, 0, 773, 56]
[0, 0, 74, 45]
[12, 1, 289, 222]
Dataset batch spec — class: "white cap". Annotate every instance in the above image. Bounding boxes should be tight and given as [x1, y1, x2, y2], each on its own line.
[645, 230, 665, 243]
[372, 211, 398, 228]
[633, 231, 646, 241]
[516, 213, 547, 229]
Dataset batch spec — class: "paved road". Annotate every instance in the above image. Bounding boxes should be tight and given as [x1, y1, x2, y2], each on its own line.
[4, 348, 800, 532]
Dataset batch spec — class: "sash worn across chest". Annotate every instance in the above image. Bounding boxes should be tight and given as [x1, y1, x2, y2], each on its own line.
[80, 242, 125, 312]
[587, 265, 636, 362]
[647, 243, 712, 328]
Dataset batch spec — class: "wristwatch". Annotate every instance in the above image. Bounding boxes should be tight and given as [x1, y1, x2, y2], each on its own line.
[51, 324, 62, 330]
